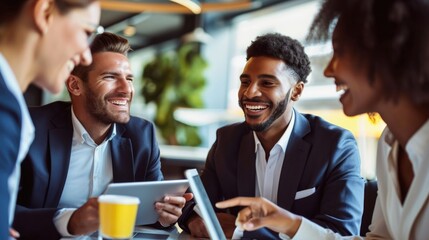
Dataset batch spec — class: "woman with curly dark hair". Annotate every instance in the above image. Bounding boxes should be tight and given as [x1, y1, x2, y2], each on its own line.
[217, 0, 429, 239]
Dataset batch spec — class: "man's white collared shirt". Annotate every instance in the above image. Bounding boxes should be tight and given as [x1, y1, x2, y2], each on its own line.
[54, 108, 115, 236]
[254, 110, 295, 204]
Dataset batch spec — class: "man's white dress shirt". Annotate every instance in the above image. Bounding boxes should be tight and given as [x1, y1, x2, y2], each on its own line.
[54, 108, 115, 236]
[233, 111, 295, 239]
[254, 110, 295, 204]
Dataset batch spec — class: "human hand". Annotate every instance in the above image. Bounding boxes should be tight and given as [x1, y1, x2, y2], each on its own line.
[155, 193, 193, 227]
[68, 198, 99, 235]
[216, 197, 302, 237]
[9, 228, 20, 239]
[216, 212, 237, 238]
[188, 214, 209, 238]
[187, 212, 236, 238]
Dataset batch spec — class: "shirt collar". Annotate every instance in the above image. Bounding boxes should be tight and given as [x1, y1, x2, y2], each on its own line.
[383, 119, 429, 174]
[405, 119, 429, 172]
[71, 107, 116, 145]
[0, 53, 20, 97]
[253, 110, 296, 153]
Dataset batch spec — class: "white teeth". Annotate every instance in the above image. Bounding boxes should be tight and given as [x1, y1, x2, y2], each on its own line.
[336, 84, 349, 93]
[110, 100, 127, 106]
[246, 105, 267, 110]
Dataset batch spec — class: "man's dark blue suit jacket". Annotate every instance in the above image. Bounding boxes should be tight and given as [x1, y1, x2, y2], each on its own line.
[179, 110, 364, 239]
[0, 72, 22, 240]
[13, 101, 163, 239]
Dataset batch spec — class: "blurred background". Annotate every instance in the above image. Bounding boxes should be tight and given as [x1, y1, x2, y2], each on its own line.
[25, 0, 384, 179]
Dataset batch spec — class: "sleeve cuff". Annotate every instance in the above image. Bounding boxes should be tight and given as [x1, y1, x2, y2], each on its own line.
[279, 232, 292, 240]
[53, 208, 76, 237]
[291, 217, 335, 240]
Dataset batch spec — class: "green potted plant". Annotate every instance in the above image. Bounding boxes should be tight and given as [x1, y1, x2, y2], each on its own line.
[141, 42, 207, 146]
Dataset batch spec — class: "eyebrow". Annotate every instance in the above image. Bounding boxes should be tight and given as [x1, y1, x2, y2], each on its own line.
[239, 73, 278, 80]
[239, 73, 249, 79]
[257, 74, 277, 80]
[101, 71, 134, 78]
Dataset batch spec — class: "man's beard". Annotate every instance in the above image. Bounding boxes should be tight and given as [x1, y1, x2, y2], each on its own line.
[240, 89, 291, 132]
[84, 86, 130, 125]
[248, 97, 287, 132]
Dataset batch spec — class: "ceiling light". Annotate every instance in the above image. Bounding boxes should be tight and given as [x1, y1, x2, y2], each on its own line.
[123, 25, 137, 37]
[170, 0, 201, 14]
[100, 0, 258, 14]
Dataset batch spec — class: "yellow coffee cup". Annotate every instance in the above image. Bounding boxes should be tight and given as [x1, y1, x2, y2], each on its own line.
[98, 194, 140, 239]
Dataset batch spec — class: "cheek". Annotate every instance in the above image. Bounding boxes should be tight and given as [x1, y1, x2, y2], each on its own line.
[267, 88, 285, 100]
[100, 84, 117, 97]
[67, 32, 87, 56]
[59, 19, 88, 59]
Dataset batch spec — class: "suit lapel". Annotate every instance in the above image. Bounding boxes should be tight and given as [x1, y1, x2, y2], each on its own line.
[45, 108, 73, 207]
[237, 130, 256, 197]
[277, 111, 311, 210]
[111, 124, 135, 182]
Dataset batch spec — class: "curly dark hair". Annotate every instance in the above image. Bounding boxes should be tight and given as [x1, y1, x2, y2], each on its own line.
[246, 33, 311, 83]
[307, 0, 429, 107]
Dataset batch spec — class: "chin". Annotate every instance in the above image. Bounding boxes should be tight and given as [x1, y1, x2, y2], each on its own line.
[115, 116, 131, 124]
[33, 78, 63, 94]
[51, 83, 66, 95]
[343, 108, 361, 117]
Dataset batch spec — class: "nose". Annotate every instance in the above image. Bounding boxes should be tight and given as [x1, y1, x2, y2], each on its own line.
[243, 82, 261, 98]
[78, 48, 93, 66]
[324, 56, 336, 78]
[118, 77, 133, 94]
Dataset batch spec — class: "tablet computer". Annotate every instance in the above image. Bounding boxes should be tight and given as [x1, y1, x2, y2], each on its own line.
[185, 169, 227, 240]
[104, 179, 189, 225]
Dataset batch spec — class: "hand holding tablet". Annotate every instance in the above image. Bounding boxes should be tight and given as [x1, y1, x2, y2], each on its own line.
[104, 179, 189, 225]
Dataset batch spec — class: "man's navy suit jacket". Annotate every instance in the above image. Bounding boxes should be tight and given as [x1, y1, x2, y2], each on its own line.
[0, 72, 22, 240]
[13, 101, 163, 239]
[179, 110, 364, 238]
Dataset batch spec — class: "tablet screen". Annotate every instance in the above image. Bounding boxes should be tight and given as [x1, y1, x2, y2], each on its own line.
[185, 169, 226, 240]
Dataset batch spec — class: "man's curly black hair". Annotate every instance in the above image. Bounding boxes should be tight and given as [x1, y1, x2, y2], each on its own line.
[307, 0, 429, 107]
[246, 33, 311, 84]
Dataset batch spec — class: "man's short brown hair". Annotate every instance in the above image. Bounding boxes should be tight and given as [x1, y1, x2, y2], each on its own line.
[72, 32, 132, 81]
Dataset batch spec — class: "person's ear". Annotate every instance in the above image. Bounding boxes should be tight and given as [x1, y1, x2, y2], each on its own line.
[33, 0, 55, 35]
[66, 75, 82, 96]
[291, 82, 304, 101]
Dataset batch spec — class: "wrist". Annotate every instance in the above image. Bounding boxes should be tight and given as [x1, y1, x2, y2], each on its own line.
[177, 201, 197, 233]
[284, 215, 302, 238]
[158, 220, 172, 228]
[53, 208, 76, 237]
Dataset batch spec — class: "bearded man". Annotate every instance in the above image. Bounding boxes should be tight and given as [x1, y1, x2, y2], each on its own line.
[178, 33, 364, 240]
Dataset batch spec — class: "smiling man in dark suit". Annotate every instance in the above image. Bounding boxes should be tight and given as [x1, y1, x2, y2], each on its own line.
[178, 33, 364, 239]
[13, 32, 191, 240]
